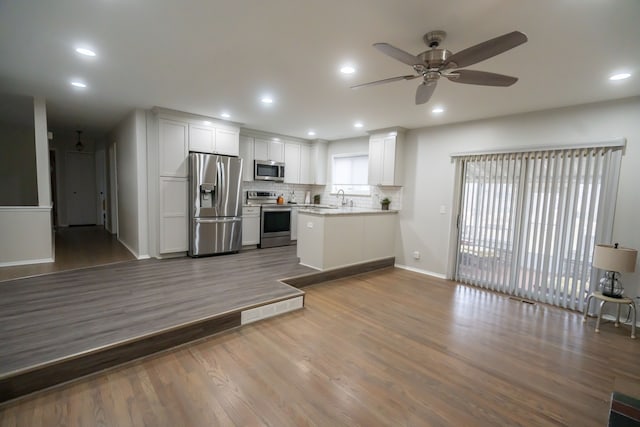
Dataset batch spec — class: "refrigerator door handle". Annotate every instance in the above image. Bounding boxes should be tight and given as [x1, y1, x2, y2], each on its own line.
[194, 217, 241, 223]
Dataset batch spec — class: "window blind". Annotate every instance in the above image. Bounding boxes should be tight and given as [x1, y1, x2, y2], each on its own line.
[454, 146, 622, 311]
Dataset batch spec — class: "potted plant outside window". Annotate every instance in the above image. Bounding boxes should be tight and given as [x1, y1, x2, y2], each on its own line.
[381, 197, 391, 210]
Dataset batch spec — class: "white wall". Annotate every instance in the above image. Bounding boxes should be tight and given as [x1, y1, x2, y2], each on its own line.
[398, 96, 640, 298]
[0, 97, 53, 266]
[0, 207, 53, 266]
[108, 109, 149, 258]
[0, 123, 37, 205]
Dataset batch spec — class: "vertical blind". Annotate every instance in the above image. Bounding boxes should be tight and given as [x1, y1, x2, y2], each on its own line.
[454, 145, 622, 311]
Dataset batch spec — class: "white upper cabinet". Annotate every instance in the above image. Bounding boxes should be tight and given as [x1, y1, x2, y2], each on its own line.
[159, 119, 189, 177]
[284, 142, 301, 183]
[239, 135, 255, 181]
[368, 132, 403, 186]
[215, 128, 239, 156]
[188, 123, 239, 156]
[311, 141, 327, 185]
[189, 124, 215, 153]
[254, 138, 284, 162]
[300, 144, 312, 185]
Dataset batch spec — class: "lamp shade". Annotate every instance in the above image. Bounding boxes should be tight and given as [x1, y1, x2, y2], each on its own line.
[592, 244, 637, 273]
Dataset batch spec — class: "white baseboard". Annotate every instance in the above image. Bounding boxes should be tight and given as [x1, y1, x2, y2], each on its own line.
[395, 263, 447, 279]
[0, 257, 54, 268]
[600, 313, 640, 328]
[116, 237, 140, 259]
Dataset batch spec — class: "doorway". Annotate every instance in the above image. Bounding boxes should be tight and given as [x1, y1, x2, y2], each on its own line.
[66, 151, 97, 226]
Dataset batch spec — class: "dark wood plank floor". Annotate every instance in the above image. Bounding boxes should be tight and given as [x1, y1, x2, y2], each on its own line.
[0, 245, 310, 376]
[2, 267, 638, 426]
[0, 226, 136, 282]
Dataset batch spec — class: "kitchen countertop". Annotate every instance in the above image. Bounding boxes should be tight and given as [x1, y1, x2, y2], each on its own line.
[298, 206, 398, 216]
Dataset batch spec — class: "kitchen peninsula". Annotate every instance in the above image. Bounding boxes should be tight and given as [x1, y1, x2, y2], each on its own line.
[296, 207, 397, 271]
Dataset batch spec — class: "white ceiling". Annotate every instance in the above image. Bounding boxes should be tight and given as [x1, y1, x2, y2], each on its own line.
[1, 0, 639, 140]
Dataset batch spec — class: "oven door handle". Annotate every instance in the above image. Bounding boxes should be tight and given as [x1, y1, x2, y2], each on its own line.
[262, 207, 292, 213]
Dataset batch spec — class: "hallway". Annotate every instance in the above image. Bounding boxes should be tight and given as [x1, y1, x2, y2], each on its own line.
[0, 226, 135, 281]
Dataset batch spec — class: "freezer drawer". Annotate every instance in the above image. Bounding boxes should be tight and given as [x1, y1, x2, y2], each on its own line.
[189, 217, 242, 257]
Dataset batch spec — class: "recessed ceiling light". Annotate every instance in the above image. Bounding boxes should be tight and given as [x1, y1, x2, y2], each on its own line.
[388, 131, 397, 137]
[75, 47, 96, 57]
[609, 73, 631, 81]
[221, 112, 231, 119]
[71, 81, 87, 88]
[354, 122, 364, 128]
[340, 66, 355, 74]
[261, 96, 273, 104]
[432, 107, 445, 114]
[272, 137, 280, 141]
[307, 130, 316, 136]
[203, 120, 212, 125]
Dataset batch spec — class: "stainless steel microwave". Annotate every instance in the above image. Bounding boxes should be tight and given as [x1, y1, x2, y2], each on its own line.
[254, 160, 285, 182]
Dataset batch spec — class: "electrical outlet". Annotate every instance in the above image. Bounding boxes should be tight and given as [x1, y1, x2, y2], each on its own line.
[439, 205, 447, 214]
[306, 222, 314, 228]
[413, 251, 420, 260]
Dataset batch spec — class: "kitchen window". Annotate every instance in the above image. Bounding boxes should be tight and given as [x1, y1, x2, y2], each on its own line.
[331, 153, 370, 195]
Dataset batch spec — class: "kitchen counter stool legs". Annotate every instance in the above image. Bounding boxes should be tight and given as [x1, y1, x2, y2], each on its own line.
[583, 291, 636, 339]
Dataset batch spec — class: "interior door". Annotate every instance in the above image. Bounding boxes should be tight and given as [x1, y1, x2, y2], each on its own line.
[66, 151, 97, 225]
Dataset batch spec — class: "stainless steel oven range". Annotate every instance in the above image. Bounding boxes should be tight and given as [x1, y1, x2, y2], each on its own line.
[246, 191, 292, 248]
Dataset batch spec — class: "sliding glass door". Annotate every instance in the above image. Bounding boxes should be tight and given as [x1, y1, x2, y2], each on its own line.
[454, 146, 622, 311]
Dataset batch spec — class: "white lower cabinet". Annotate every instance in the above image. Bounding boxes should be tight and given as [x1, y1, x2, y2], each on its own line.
[242, 206, 260, 245]
[160, 177, 188, 253]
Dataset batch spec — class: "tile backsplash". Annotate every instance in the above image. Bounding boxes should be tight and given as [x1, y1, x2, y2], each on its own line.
[242, 180, 403, 210]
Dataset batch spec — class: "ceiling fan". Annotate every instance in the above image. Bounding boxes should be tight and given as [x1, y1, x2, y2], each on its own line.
[352, 30, 528, 105]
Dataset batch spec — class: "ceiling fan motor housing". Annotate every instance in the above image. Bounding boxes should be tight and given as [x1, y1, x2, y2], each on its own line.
[419, 49, 452, 70]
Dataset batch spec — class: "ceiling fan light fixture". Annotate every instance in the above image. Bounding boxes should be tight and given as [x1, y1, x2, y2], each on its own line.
[609, 73, 631, 81]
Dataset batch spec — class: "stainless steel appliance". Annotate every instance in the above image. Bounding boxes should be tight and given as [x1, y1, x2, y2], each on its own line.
[254, 160, 285, 182]
[189, 153, 243, 256]
[246, 191, 292, 248]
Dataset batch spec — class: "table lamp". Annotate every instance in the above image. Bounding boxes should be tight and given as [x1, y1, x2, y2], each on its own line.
[592, 243, 637, 298]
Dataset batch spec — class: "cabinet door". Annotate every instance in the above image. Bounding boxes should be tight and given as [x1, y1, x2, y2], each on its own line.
[239, 136, 254, 181]
[242, 207, 260, 245]
[269, 140, 285, 162]
[368, 137, 384, 185]
[189, 124, 215, 154]
[381, 136, 397, 185]
[312, 142, 327, 185]
[159, 119, 188, 177]
[300, 144, 311, 185]
[215, 128, 239, 156]
[254, 138, 269, 161]
[160, 177, 188, 253]
[284, 142, 301, 184]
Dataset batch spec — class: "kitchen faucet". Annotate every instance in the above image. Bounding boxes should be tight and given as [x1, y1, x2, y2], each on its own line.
[337, 189, 346, 206]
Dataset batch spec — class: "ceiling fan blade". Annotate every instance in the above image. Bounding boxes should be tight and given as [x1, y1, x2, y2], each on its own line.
[446, 69, 518, 86]
[374, 43, 422, 66]
[444, 31, 527, 69]
[351, 75, 419, 89]
[415, 81, 437, 104]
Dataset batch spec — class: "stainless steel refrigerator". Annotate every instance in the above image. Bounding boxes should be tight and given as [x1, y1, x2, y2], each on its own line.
[188, 153, 243, 257]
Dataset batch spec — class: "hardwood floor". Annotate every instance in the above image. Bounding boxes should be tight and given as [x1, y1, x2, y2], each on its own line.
[0, 245, 310, 401]
[2, 267, 638, 426]
[0, 226, 136, 282]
